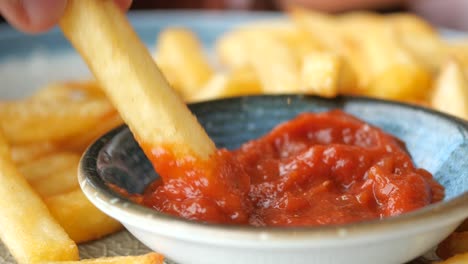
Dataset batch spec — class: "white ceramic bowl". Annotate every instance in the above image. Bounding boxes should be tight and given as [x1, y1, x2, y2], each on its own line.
[79, 95, 468, 264]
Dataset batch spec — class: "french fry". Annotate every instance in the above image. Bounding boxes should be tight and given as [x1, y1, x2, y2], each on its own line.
[32, 81, 106, 101]
[215, 28, 253, 69]
[60, 0, 215, 161]
[300, 51, 358, 97]
[58, 113, 123, 152]
[337, 12, 389, 86]
[340, 12, 433, 99]
[248, 32, 301, 93]
[437, 232, 468, 260]
[0, 131, 78, 263]
[19, 152, 81, 182]
[10, 141, 57, 164]
[189, 66, 262, 102]
[288, 8, 342, 53]
[45, 189, 123, 244]
[366, 64, 432, 101]
[155, 28, 214, 99]
[30, 165, 80, 197]
[39, 252, 164, 264]
[0, 97, 116, 144]
[431, 59, 468, 120]
[294, 10, 434, 98]
[445, 41, 468, 76]
[280, 27, 323, 60]
[215, 20, 321, 69]
[288, 8, 369, 88]
[388, 13, 445, 73]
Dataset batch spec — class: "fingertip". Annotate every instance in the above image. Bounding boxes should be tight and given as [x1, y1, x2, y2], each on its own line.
[23, 0, 68, 33]
[115, 0, 133, 11]
[0, 0, 67, 34]
[1, 0, 130, 34]
[0, 1, 28, 32]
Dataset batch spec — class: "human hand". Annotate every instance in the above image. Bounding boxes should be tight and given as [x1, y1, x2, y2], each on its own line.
[0, 0, 132, 33]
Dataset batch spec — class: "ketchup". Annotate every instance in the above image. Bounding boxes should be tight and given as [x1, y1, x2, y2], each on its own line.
[136, 110, 444, 226]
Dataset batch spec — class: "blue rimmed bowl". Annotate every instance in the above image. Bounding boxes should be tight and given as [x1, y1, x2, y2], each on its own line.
[79, 95, 468, 264]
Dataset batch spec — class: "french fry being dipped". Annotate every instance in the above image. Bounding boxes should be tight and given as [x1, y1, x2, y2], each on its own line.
[60, 0, 215, 161]
[60, 0, 250, 223]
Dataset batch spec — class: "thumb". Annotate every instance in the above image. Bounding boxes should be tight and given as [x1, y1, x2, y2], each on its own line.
[0, 0, 68, 33]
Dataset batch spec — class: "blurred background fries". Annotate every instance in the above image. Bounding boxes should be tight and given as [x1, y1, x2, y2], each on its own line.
[154, 7, 468, 121]
[1, 1, 468, 263]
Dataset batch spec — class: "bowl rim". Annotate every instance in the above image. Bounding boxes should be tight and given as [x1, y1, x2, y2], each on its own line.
[79, 94, 468, 244]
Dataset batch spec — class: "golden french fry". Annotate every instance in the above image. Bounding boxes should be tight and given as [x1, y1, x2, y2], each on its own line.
[58, 113, 123, 152]
[215, 28, 252, 69]
[388, 13, 445, 73]
[32, 81, 106, 101]
[39, 252, 164, 264]
[19, 152, 81, 182]
[247, 32, 301, 93]
[300, 51, 358, 97]
[336, 58, 360, 95]
[0, 131, 78, 263]
[288, 8, 342, 52]
[10, 141, 57, 164]
[155, 28, 214, 99]
[445, 41, 468, 74]
[343, 15, 421, 74]
[189, 66, 262, 102]
[366, 64, 432, 101]
[30, 165, 80, 197]
[431, 59, 468, 120]
[336, 12, 437, 97]
[155, 61, 181, 95]
[337, 12, 386, 82]
[45, 189, 123, 244]
[60, 0, 215, 160]
[437, 232, 468, 260]
[0, 97, 115, 144]
[281, 27, 323, 60]
[288, 8, 369, 87]
[215, 20, 321, 69]
[316, 13, 433, 97]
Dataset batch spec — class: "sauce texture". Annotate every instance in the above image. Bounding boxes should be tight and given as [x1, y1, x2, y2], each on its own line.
[136, 110, 444, 226]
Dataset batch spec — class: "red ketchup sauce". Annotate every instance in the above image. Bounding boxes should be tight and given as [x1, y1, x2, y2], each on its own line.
[133, 110, 444, 226]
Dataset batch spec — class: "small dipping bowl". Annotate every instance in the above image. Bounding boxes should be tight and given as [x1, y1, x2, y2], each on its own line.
[79, 95, 468, 264]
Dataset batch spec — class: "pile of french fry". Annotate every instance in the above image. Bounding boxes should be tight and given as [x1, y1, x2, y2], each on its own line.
[0, 82, 164, 263]
[0, 2, 467, 263]
[155, 8, 468, 120]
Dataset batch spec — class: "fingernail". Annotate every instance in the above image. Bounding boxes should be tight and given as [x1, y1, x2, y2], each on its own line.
[22, 0, 67, 31]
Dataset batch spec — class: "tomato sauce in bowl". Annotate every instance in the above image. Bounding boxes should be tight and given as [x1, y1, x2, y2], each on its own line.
[132, 110, 443, 226]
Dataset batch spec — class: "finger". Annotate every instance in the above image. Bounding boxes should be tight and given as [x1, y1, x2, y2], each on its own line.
[0, 0, 131, 34]
[0, 0, 67, 33]
[114, 0, 133, 10]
